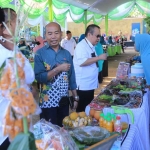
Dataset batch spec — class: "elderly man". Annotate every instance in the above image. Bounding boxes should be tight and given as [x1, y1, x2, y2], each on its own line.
[61, 30, 76, 58]
[34, 22, 78, 127]
[73, 24, 107, 112]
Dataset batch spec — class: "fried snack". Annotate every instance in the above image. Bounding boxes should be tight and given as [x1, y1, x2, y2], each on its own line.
[0, 69, 11, 90]
[3, 105, 31, 141]
[10, 88, 36, 117]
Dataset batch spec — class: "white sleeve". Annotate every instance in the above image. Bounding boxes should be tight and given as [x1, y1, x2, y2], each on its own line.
[73, 39, 76, 47]
[75, 44, 88, 65]
[24, 58, 35, 84]
[61, 39, 65, 48]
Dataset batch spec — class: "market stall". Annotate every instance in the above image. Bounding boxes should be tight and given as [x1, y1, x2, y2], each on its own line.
[83, 61, 150, 150]
[85, 88, 150, 150]
[107, 45, 122, 56]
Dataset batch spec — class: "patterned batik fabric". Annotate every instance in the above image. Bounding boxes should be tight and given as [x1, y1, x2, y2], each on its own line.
[39, 71, 69, 108]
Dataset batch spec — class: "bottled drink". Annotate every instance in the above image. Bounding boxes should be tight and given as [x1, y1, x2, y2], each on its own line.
[103, 116, 107, 129]
[114, 116, 122, 140]
[99, 113, 104, 127]
[106, 117, 113, 132]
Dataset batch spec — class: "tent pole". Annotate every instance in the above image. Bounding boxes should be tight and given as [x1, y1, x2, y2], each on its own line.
[84, 10, 87, 30]
[37, 25, 38, 35]
[48, 0, 53, 22]
[105, 14, 108, 36]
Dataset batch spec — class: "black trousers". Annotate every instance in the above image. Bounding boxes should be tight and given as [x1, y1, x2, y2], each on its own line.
[102, 60, 108, 77]
[0, 138, 10, 150]
[40, 104, 69, 127]
[98, 71, 103, 83]
[76, 89, 94, 112]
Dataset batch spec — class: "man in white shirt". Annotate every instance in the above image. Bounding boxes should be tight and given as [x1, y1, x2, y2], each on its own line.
[0, 8, 35, 149]
[61, 30, 76, 58]
[73, 24, 107, 112]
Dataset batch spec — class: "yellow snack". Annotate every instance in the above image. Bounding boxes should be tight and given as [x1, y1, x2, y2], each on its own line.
[69, 112, 78, 120]
[78, 112, 86, 118]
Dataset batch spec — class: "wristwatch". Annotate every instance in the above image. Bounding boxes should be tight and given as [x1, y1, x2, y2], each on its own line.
[74, 96, 79, 102]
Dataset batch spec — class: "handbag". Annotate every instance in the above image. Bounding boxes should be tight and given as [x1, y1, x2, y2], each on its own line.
[59, 96, 74, 109]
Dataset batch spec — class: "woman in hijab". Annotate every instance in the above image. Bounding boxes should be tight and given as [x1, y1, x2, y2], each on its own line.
[95, 41, 104, 83]
[108, 36, 114, 45]
[78, 34, 85, 43]
[135, 33, 150, 86]
[33, 36, 45, 53]
[100, 36, 106, 45]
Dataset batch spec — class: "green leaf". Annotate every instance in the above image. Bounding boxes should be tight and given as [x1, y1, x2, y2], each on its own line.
[8, 132, 36, 150]
[29, 132, 37, 150]
[8, 133, 29, 150]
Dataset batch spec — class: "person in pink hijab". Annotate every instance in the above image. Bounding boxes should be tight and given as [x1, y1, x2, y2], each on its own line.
[33, 36, 46, 53]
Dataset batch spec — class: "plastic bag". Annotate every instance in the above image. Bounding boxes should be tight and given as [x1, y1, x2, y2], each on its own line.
[33, 119, 79, 150]
[72, 126, 110, 145]
[0, 51, 41, 141]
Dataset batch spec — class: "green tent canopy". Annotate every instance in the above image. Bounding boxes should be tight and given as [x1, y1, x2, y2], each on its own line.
[0, 0, 149, 28]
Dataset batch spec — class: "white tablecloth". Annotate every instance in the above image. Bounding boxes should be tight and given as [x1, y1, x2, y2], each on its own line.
[121, 124, 145, 150]
[85, 89, 150, 150]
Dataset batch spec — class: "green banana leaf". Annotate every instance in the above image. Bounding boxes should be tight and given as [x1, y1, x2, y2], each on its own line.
[8, 132, 36, 150]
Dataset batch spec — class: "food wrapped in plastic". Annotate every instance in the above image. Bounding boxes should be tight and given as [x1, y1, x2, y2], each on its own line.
[72, 126, 110, 145]
[33, 119, 79, 150]
[0, 52, 41, 141]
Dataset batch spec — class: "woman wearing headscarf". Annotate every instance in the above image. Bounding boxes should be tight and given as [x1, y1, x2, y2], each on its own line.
[33, 36, 45, 53]
[100, 36, 106, 45]
[78, 34, 85, 43]
[135, 33, 150, 86]
[99, 36, 108, 77]
[108, 36, 114, 45]
[95, 41, 104, 83]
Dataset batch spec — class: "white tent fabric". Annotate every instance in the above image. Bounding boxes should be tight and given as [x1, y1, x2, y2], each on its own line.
[58, 0, 145, 15]
[109, 3, 135, 18]
[59, 0, 139, 15]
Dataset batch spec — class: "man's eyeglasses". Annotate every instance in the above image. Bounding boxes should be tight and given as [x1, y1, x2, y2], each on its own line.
[93, 34, 101, 38]
[95, 34, 101, 38]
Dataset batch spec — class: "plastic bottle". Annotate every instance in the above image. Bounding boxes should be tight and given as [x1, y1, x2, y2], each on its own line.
[99, 113, 104, 127]
[111, 114, 116, 132]
[106, 117, 113, 132]
[103, 116, 107, 129]
[107, 112, 111, 118]
[114, 116, 122, 140]
[111, 114, 115, 123]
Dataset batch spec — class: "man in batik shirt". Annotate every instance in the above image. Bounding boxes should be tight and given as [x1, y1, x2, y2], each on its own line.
[34, 22, 79, 127]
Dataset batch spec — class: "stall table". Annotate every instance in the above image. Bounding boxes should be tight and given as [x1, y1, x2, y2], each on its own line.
[107, 45, 122, 56]
[124, 41, 134, 47]
[85, 89, 150, 150]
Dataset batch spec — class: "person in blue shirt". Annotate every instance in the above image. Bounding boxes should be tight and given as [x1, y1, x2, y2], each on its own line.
[34, 22, 79, 127]
[95, 41, 104, 83]
[135, 33, 150, 86]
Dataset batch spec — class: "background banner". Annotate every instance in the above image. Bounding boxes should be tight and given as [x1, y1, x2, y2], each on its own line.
[131, 23, 140, 41]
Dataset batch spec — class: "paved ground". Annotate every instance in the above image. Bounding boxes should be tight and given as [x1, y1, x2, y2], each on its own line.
[32, 47, 138, 124]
